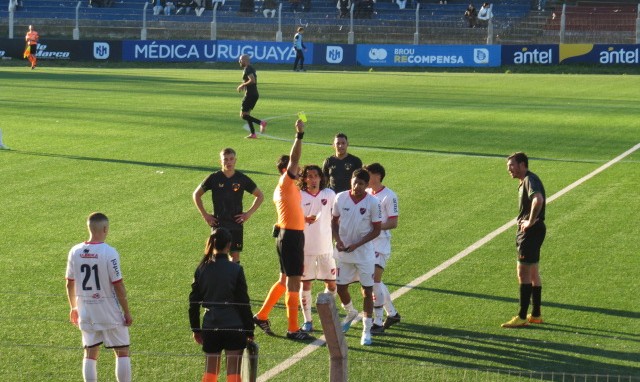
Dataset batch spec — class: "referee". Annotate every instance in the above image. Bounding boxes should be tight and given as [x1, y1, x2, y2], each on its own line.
[253, 119, 313, 341]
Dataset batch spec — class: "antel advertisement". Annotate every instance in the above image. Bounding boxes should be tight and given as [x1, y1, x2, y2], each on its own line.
[502, 44, 640, 65]
[356, 44, 501, 67]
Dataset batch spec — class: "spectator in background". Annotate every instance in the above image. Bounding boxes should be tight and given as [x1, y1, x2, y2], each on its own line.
[464, 3, 477, 28]
[477, 2, 493, 23]
[239, 0, 255, 13]
[152, 0, 175, 15]
[289, 0, 301, 12]
[262, 0, 277, 17]
[354, 0, 374, 19]
[9, 0, 23, 11]
[176, 0, 199, 14]
[395, 0, 406, 10]
[337, 0, 350, 18]
[537, 0, 546, 11]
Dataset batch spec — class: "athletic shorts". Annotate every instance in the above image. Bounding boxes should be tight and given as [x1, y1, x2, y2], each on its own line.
[201, 328, 247, 354]
[336, 260, 375, 287]
[277, 229, 304, 276]
[302, 252, 336, 281]
[82, 326, 130, 349]
[212, 226, 243, 252]
[516, 221, 546, 264]
[374, 251, 390, 269]
[28, 45, 37, 55]
[241, 94, 259, 113]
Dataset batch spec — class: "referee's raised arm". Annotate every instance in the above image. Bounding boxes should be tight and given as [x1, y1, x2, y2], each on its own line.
[287, 119, 305, 177]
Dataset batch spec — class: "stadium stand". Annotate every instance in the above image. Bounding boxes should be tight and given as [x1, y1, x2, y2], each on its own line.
[542, 1, 637, 43]
[10, 0, 633, 44]
[1, 0, 538, 43]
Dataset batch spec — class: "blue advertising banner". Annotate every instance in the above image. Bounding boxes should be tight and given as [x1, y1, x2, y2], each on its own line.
[216, 40, 314, 64]
[122, 40, 314, 63]
[502, 45, 558, 65]
[356, 44, 501, 67]
[0, 39, 121, 61]
[312, 44, 356, 66]
[122, 40, 217, 62]
[559, 44, 640, 65]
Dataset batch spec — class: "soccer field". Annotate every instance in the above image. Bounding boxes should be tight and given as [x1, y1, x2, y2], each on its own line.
[1, 66, 639, 381]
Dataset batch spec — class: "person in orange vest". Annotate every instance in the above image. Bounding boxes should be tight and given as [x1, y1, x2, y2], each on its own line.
[25, 25, 39, 69]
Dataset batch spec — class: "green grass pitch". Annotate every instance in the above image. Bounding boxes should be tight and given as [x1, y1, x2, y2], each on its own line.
[0, 66, 639, 381]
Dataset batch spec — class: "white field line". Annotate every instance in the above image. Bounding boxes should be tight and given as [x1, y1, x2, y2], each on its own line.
[257, 142, 640, 382]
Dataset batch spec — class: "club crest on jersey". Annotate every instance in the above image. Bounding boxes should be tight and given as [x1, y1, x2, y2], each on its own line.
[321, 199, 327, 205]
[232, 183, 241, 192]
[218, 183, 224, 188]
[360, 208, 366, 215]
[345, 163, 353, 171]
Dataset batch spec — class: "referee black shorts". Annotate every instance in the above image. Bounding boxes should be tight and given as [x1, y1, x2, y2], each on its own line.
[516, 221, 546, 264]
[241, 94, 259, 113]
[276, 229, 304, 276]
[201, 328, 247, 354]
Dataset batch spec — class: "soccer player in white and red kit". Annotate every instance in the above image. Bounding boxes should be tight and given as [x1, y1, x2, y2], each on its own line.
[364, 163, 401, 334]
[299, 165, 337, 332]
[332, 169, 381, 346]
[65, 212, 132, 382]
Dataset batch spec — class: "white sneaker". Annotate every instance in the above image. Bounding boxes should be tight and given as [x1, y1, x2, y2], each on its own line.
[360, 331, 372, 346]
[341, 310, 359, 333]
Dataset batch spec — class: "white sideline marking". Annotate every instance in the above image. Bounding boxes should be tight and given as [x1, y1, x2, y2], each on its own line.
[258, 142, 640, 381]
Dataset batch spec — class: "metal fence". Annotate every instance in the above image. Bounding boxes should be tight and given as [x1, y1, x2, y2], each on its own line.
[3, 0, 640, 44]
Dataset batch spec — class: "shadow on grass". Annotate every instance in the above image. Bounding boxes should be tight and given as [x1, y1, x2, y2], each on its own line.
[419, 287, 640, 321]
[4, 150, 270, 176]
[350, 323, 640, 378]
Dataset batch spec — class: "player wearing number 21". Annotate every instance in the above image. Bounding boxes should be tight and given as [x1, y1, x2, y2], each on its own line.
[65, 212, 133, 382]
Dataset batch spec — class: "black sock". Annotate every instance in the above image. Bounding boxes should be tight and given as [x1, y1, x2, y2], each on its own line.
[242, 115, 259, 134]
[518, 283, 532, 319]
[531, 286, 542, 317]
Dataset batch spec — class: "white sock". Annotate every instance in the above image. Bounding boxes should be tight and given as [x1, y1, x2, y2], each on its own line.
[116, 356, 131, 382]
[381, 282, 398, 316]
[342, 301, 357, 315]
[300, 289, 313, 323]
[83, 358, 97, 382]
[373, 307, 384, 326]
[363, 317, 373, 333]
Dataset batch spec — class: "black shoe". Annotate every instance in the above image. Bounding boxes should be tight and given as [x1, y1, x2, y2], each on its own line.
[370, 324, 385, 335]
[253, 315, 275, 336]
[383, 313, 401, 329]
[286, 329, 314, 340]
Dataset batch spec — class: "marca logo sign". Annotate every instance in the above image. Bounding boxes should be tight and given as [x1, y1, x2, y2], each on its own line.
[368, 48, 388, 62]
[93, 42, 110, 59]
[473, 48, 489, 64]
[326, 46, 343, 64]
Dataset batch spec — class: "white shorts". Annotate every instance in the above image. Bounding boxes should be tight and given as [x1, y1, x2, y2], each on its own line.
[336, 260, 374, 287]
[302, 252, 337, 281]
[374, 252, 390, 269]
[81, 326, 130, 349]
